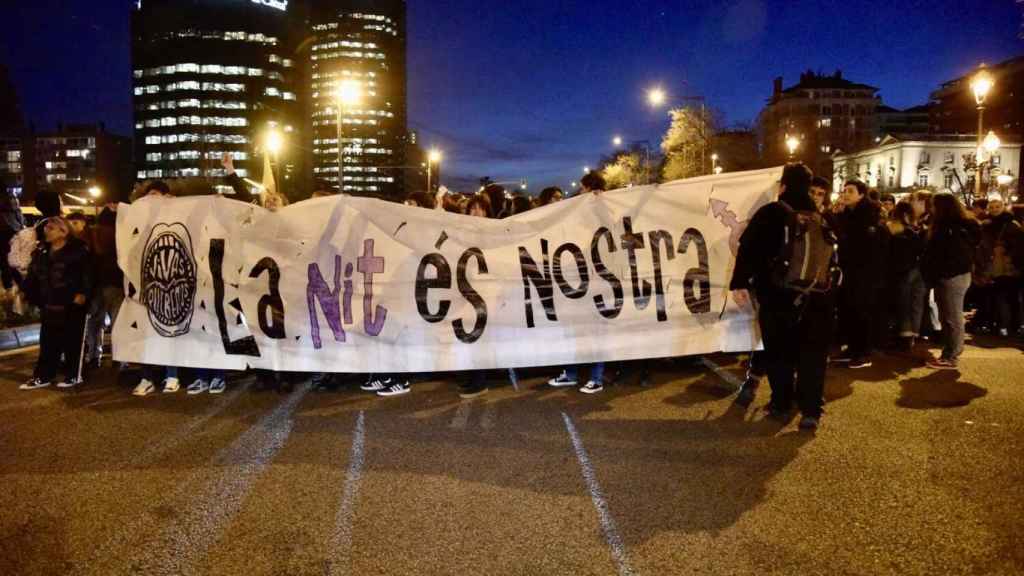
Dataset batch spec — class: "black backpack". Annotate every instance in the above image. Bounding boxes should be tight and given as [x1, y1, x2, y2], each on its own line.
[772, 201, 838, 299]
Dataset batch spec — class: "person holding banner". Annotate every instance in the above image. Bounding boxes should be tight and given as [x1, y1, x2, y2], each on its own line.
[548, 171, 609, 395]
[730, 164, 836, 430]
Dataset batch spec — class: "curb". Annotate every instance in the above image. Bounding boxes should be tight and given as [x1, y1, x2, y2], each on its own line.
[0, 323, 41, 351]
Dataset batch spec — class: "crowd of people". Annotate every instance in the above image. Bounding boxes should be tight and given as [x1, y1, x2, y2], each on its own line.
[2, 161, 1021, 432]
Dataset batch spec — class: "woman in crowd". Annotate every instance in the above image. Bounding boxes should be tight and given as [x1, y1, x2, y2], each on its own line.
[886, 200, 927, 351]
[976, 197, 1023, 336]
[921, 193, 981, 369]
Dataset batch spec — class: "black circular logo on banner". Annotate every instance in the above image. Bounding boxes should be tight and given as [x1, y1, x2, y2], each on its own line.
[141, 223, 197, 337]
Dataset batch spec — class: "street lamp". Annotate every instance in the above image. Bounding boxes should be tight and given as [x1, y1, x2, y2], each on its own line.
[711, 153, 719, 173]
[983, 130, 1001, 154]
[427, 148, 442, 192]
[583, 166, 590, 174]
[265, 129, 283, 156]
[647, 87, 667, 108]
[970, 65, 995, 197]
[714, 166, 723, 175]
[785, 135, 801, 159]
[335, 79, 363, 193]
[87, 186, 102, 216]
[612, 135, 623, 148]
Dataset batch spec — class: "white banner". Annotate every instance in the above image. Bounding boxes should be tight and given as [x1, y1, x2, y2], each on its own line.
[113, 167, 780, 372]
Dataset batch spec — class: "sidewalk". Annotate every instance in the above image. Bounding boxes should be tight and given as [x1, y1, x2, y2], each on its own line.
[0, 323, 40, 351]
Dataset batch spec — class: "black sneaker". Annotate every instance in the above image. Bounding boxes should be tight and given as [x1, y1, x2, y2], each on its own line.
[798, 415, 820, 431]
[458, 382, 489, 399]
[849, 357, 873, 369]
[735, 378, 759, 407]
[377, 380, 411, 397]
[20, 377, 52, 391]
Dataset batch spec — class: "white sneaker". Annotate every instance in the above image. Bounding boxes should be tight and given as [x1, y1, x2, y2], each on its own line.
[57, 377, 84, 389]
[209, 377, 226, 394]
[20, 378, 52, 391]
[361, 377, 388, 392]
[133, 379, 155, 397]
[548, 371, 578, 388]
[162, 377, 180, 393]
[579, 380, 604, 394]
[187, 379, 209, 395]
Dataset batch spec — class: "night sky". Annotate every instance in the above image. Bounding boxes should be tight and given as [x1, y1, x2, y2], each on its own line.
[2, 0, 1021, 192]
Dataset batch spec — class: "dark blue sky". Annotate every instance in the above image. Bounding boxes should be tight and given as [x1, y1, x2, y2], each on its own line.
[2, 0, 1021, 191]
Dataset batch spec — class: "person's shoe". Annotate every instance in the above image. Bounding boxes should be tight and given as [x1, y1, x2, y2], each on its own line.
[798, 415, 820, 431]
[186, 379, 209, 395]
[458, 382, 489, 399]
[765, 404, 793, 422]
[735, 378, 759, 407]
[579, 380, 604, 394]
[548, 371, 578, 388]
[162, 377, 180, 393]
[132, 379, 155, 396]
[20, 377, 52, 391]
[926, 357, 958, 370]
[57, 377, 84, 389]
[377, 381, 411, 397]
[361, 376, 388, 392]
[209, 377, 226, 394]
[849, 357, 873, 369]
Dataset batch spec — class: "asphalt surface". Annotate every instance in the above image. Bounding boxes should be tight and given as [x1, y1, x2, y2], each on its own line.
[1, 337, 1022, 576]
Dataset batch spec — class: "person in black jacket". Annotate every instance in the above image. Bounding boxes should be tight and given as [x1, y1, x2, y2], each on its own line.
[20, 217, 93, 390]
[834, 179, 888, 368]
[975, 198, 1023, 336]
[921, 193, 981, 369]
[730, 163, 835, 430]
[886, 201, 927, 351]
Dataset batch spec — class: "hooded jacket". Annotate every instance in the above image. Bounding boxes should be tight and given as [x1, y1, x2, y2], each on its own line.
[730, 187, 819, 293]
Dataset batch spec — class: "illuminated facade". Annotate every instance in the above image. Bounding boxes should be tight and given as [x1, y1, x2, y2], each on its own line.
[307, 0, 407, 199]
[131, 0, 302, 195]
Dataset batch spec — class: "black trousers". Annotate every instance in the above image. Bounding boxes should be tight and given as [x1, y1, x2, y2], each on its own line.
[757, 291, 834, 417]
[34, 305, 88, 382]
[840, 273, 878, 359]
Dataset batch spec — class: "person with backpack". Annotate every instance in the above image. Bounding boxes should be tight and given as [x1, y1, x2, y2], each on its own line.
[730, 163, 837, 430]
[834, 179, 888, 369]
[921, 193, 981, 369]
[976, 197, 1022, 337]
[19, 217, 93, 390]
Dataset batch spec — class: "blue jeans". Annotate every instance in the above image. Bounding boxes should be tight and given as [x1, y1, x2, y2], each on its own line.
[897, 268, 926, 338]
[143, 365, 177, 382]
[935, 273, 971, 361]
[194, 368, 225, 381]
[566, 363, 605, 384]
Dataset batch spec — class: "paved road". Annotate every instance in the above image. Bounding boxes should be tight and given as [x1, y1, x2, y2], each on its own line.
[1, 338, 1022, 575]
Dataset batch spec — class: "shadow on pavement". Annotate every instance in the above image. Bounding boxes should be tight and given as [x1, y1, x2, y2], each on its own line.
[896, 371, 987, 409]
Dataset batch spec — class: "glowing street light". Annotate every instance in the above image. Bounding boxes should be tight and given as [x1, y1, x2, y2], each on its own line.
[785, 135, 801, 158]
[970, 65, 995, 197]
[647, 87, 667, 108]
[983, 131, 1001, 154]
[583, 166, 590, 174]
[334, 80, 364, 192]
[265, 129, 283, 155]
[612, 135, 623, 147]
[88, 186, 102, 199]
[996, 174, 1014, 186]
[714, 166, 723, 175]
[426, 148, 442, 192]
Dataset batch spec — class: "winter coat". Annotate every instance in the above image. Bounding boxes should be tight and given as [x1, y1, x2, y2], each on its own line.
[836, 198, 888, 282]
[23, 236, 93, 309]
[886, 221, 926, 279]
[921, 218, 982, 283]
[976, 212, 1023, 280]
[92, 208, 122, 288]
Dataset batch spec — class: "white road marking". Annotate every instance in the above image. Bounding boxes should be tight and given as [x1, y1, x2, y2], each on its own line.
[561, 412, 635, 576]
[449, 401, 472, 430]
[128, 381, 251, 468]
[700, 356, 744, 390]
[327, 411, 367, 576]
[95, 382, 311, 576]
